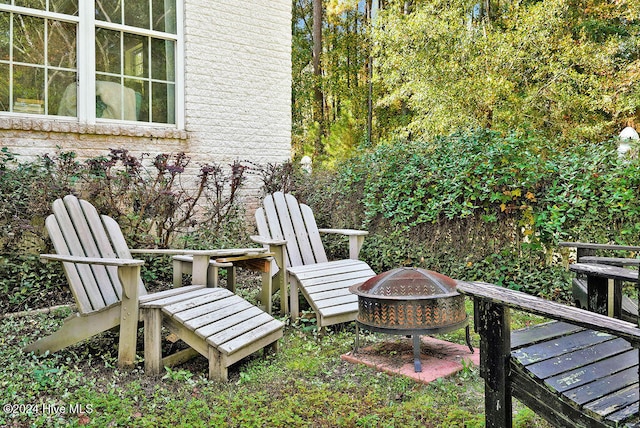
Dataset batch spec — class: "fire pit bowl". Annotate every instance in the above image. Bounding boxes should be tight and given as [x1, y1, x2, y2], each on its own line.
[349, 267, 473, 372]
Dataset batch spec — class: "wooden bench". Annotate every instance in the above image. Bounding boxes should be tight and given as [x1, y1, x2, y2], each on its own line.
[458, 280, 640, 427]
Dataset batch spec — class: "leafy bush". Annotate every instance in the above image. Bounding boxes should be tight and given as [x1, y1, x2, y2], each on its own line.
[283, 129, 639, 299]
[0, 148, 251, 312]
[0, 149, 78, 312]
[0, 148, 77, 255]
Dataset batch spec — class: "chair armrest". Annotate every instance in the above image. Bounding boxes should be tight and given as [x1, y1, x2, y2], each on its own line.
[41, 253, 143, 365]
[250, 235, 287, 247]
[457, 280, 640, 346]
[318, 228, 369, 236]
[559, 241, 640, 252]
[317, 229, 368, 260]
[40, 254, 145, 267]
[129, 248, 267, 256]
[249, 236, 287, 309]
[569, 263, 638, 282]
[579, 256, 640, 267]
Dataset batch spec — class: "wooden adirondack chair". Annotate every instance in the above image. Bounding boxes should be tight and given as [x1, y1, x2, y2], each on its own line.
[24, 195, 283, 380]
[459, 276, 640, 427]
[251, 192, 376, 329]
[459, 246, 640, 427]
[560, 242, 640, 322]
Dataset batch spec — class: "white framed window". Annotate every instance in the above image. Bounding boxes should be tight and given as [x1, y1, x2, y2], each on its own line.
[0, 0, 183, 127]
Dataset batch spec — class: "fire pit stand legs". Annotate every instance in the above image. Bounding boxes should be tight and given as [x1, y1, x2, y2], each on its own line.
[412, 334, 422, 372]
[354, 320, 473, 373]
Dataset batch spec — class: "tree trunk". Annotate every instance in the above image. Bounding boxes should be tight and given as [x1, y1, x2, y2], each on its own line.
[404, 1, 412, 15]
[366, 0, 373, 144]
[312, 0, 324, 156]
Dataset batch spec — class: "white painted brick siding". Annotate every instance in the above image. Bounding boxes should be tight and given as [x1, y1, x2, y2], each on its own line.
[0, 0, 292, 205]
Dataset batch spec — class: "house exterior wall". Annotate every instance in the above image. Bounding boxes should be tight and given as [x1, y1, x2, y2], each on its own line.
[0, 0, 292, 205]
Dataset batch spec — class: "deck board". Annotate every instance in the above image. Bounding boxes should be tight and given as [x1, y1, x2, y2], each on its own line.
[511, 321, 584, 349]
[566, 364, 638, 405]
[526, 337, 628, 379]
[512, 328, 615, 365]
[511, 321, 640, 426]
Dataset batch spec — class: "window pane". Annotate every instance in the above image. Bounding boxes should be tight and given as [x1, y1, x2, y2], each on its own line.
[124, 33, 146, 78]
[50, 0, 79, 15]
[13, 65, 44, 114]
[96, 77, 139, 120]
[124, 77, 146, 120]
[95, 0, 122, 24]
[152, 0, 176, 33]
[13, 14, 45, 65]
[125, 0, 150, 29]
[0, 12, 9, 61]
[96, 76, 118, 119]
[0, 64, 8, 112]
[152, 82, 173, 124]
[51, 71, 76, 116]
[151, 38, 174, 81]
[15, 0, 45, 10]
[95, 28, 121, 74]
[48, 20, 76, 69]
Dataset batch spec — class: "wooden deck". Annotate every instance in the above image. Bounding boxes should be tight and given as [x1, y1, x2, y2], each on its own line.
[511, 321, 640, 426]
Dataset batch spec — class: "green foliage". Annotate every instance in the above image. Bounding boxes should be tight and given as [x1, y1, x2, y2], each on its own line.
[286, 129, 639, 298]
[372, 0, 640, 144]
[292, 0, 372, 162]
[0, 148, 76, 255]
[0, 148, 251, 312]
[350, 130, 548, 228]
[4, 313, 540, 427]
[292, 0, 640, 165]
[0, 149, 78, 312]
[0, 255, 67, 311]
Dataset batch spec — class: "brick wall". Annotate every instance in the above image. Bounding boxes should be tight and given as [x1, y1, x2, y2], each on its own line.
[0, 0, 292, 207]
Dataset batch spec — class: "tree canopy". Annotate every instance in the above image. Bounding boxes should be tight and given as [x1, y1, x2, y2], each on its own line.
[292, 0, 640, 163]
[374, 0, 640, 144]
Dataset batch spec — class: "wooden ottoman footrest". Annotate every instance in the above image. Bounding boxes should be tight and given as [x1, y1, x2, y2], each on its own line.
[141, 288, 283, 381]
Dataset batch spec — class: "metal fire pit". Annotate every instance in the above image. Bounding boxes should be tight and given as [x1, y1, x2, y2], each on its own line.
[349, 267, 473, 372]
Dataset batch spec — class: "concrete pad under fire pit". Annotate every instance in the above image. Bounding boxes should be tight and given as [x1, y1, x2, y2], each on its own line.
[341, 336, 479, 384]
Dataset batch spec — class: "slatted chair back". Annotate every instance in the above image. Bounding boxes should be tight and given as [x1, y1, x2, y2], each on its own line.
[46, 195, 146, 314]
[255, 192, 328, 269]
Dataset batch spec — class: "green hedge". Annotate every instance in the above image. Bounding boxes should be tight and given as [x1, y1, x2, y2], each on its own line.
[2, 131, 639, 310]
[293, 129, 639, 299]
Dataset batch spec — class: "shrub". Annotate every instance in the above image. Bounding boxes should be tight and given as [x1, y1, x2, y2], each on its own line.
[81, 149, 249, 249]
[281, 129, 639, 299]
[0, 148, 251, 312]
[0, 148, 77, 312]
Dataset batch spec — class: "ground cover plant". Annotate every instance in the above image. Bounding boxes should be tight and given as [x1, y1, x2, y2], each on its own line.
[1, 289, 552, 427]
